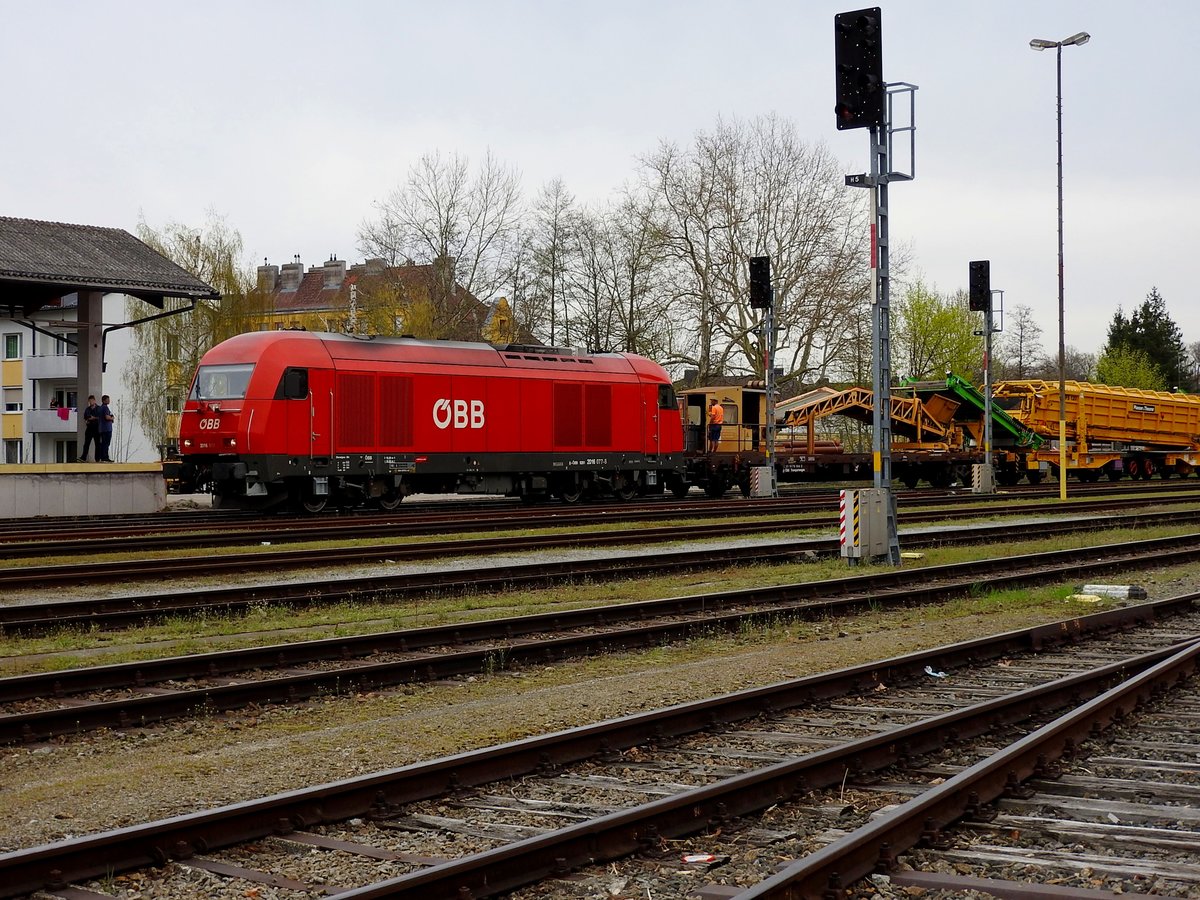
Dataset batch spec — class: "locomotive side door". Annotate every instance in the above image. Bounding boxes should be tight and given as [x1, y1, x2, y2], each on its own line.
[282, 366, 333, 460]
[306, 366, 335, 459]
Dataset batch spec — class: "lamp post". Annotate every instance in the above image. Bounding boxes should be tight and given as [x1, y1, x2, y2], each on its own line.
[1030, 31, 1089, 501]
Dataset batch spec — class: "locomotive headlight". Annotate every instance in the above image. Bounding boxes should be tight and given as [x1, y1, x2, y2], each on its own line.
[182, 438, 193, 448]
[226, 437, 237, 448]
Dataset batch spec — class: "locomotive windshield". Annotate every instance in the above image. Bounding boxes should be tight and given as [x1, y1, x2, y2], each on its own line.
[190, 363, 255, 401]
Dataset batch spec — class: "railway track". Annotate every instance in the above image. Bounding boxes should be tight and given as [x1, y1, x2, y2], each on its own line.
[4, 491, 1200, 592]
[3, 595, 1197, 898]
[2, 529, 1197, 746]
[4, 478, 1195, 550]
[0, 506, 1193, 634]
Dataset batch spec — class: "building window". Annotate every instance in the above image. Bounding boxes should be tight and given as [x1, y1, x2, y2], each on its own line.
[166, 393, 180, 413]
[4, 333, 22, 359]
[55, 440, 79, 464]
[52, 332, 75, 356]
[166, 334, 180, 360]
[4, 439, 23, 464]
[3, 388, 22, 412]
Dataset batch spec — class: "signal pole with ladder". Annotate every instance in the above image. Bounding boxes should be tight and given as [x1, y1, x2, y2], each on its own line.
[835, 7, 915, 565]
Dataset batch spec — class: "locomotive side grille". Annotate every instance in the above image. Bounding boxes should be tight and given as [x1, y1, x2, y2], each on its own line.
[585, 384, 612, 446]
[379, 375, 414, 447]
[554, 383, 583, 447]
[337, 373, 377, 447]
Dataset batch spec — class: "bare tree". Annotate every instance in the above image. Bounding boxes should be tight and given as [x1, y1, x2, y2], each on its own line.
[528, 178, 575, 345]
[1029, 346, 1096, 382]
[641, 114, 871, 383]
[357, 150, 522, 335]
[995, 303, 1044, 380]
[564, 189, 674, 358]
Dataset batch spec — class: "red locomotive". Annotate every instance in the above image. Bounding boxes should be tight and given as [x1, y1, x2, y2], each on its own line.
[178, 331, 685, 511]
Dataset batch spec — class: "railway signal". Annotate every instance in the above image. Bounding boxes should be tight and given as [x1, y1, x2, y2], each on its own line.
[835, 6, 911, 566]
[969, 260, 991, 311]
[834, 7, 884, 130]
[749, 255, 778, 497]
[748, 256, 773, 309]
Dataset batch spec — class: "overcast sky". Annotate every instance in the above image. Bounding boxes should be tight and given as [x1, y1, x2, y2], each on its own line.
[2, 0, 1195, 362]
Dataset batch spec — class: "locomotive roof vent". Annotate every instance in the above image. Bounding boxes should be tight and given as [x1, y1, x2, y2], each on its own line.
[497, 342, 579, 356]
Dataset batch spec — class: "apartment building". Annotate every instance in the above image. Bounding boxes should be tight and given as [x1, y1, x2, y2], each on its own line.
[0, 294, 83, 464]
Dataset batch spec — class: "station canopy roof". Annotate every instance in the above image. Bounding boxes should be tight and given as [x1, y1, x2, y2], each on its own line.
[0, 216, 219, 317]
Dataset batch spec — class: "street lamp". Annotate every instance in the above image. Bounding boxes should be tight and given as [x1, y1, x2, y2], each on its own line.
[1030, 30, 1089, 502]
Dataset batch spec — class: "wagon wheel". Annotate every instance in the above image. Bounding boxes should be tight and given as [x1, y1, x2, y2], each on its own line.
[704, 475, 728, 499]
[1141, 460, 1155, 480]
[301, 494, 328, 514]
[377, 492, 404, 511]
[670, 481, 690, 499]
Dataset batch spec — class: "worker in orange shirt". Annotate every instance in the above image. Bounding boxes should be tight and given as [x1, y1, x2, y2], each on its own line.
[707, 398, 724, 453]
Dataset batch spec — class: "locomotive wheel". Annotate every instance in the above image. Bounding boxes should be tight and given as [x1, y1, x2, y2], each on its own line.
[670, 482, 690, 499]
[557, 485, 583, 504]
[704, 476, 728, 499]
[612, 472, 639, 501]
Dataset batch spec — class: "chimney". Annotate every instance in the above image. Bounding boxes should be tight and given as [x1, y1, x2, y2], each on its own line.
[257, 261, 279, 293]
[279, 255, 303, 291]
[322, 256, 347, 290]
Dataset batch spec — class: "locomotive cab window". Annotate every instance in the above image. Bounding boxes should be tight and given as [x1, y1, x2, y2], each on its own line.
[190, 363, 254, 400]
[658, 385, 677, 409]
[279, 367, 309, 400]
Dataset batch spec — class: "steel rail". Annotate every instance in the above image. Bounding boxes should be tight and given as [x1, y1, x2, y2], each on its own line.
[733, 638, 1200, 899]
[1, 599, 1193, 899]
[3, 481, 1195, 556]
[0, 506, 1191, 636]
[4, 494, 1200, 593]
[2, 533, 1198, 745]
[0, 478, 1187, 546]
[325, 640, 1200, 900]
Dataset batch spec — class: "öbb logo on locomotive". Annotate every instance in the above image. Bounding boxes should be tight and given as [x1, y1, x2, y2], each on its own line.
[433, 398, 485, 430]
[197, 417, 222, 431]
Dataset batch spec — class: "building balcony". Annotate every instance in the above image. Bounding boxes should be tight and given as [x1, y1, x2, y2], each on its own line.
[27, 408, 77, 434]
[26, 354, 78, 380]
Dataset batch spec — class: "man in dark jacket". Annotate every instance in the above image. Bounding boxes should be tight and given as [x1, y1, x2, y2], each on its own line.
[97, 394, 114, 462]
[78, 395, 100, 462]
